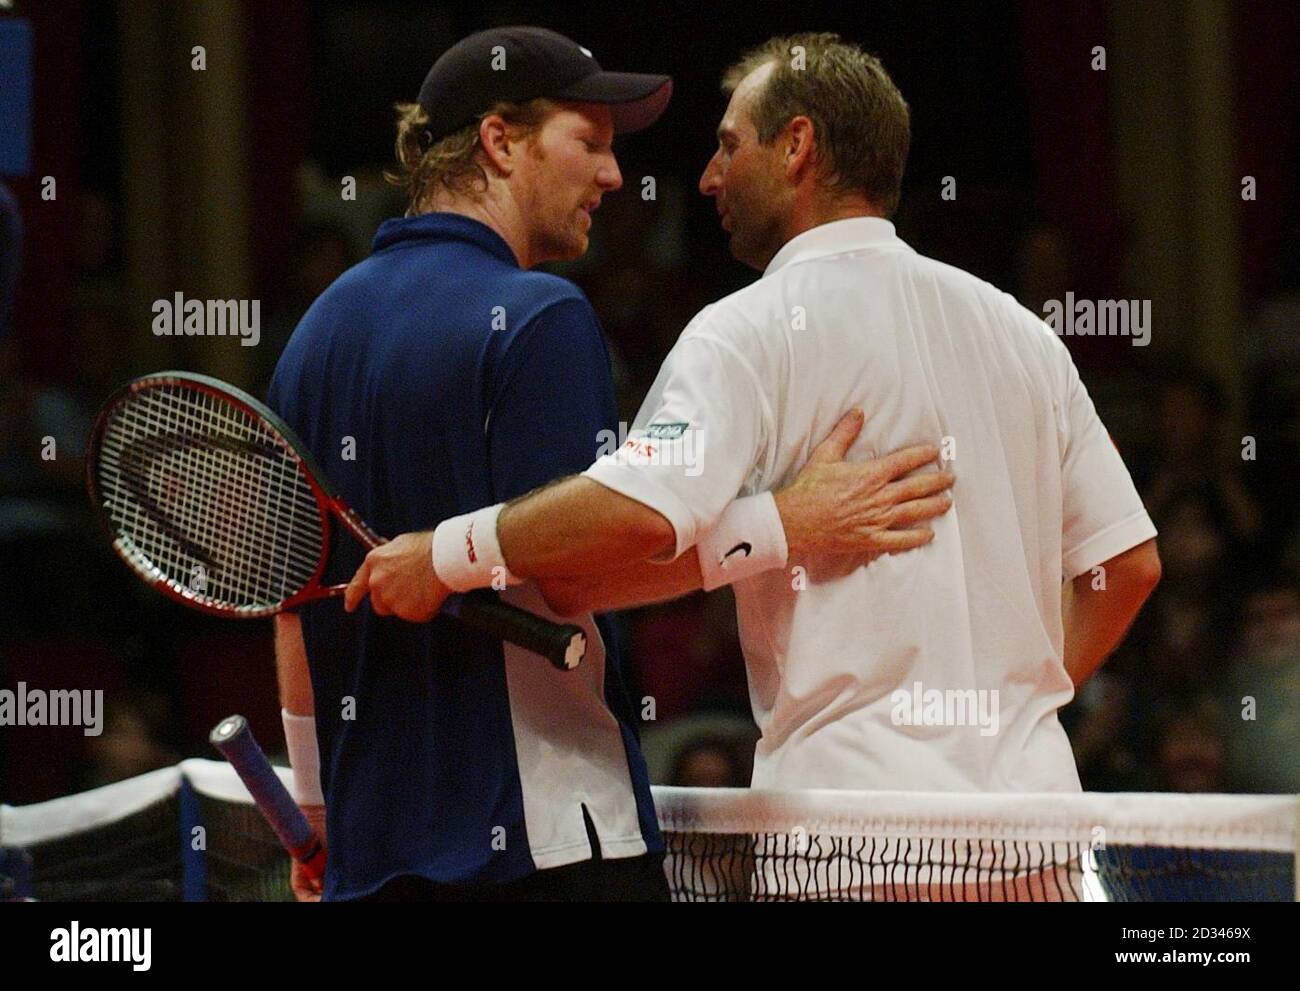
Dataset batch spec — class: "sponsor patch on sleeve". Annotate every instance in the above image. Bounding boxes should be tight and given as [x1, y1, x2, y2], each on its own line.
[645, 421, 689, 440]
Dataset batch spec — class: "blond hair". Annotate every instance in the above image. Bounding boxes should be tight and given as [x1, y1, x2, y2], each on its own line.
[723, 32, 910, 215]
[385, 99, 555, 212]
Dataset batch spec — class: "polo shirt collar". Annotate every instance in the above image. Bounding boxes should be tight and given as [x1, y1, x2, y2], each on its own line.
[763, 216, 903, 278]
[372, 211, 520, 267]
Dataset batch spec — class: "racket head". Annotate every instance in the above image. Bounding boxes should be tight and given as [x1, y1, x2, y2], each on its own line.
[86, 370, 342, 618]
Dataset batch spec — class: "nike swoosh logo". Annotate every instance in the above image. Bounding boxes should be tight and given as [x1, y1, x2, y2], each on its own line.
[722, 542, 752, 564]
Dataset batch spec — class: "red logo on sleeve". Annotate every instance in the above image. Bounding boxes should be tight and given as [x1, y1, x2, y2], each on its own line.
[620, 438, 657, 461]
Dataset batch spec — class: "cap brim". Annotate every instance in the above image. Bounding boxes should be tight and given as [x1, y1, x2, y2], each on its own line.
[556, 72, 673, 134]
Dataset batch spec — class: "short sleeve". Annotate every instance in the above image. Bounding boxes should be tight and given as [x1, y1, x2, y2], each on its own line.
[1059, 357, 1157, 579]
[583, 327, 768, 559]
[487, 297, 618, 500]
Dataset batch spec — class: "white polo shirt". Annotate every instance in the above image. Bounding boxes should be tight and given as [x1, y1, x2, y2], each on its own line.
[585, 217, 1156, 794]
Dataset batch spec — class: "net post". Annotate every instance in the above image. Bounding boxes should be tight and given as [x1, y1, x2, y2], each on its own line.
[179, 774, 207, 902]
[1294, 795, 1299, 903]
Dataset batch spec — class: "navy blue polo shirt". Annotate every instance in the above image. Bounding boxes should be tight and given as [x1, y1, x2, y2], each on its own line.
[267, 213, 661, 899]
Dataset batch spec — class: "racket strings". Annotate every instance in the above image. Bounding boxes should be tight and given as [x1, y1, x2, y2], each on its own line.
[97, 383, 325, 611]
[123, 387, 321, 604]
[104, 388, 286, 601]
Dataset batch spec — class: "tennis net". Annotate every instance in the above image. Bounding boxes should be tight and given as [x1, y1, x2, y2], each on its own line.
[2, 762, 1296, 901]
[656, 787, 1298, 901]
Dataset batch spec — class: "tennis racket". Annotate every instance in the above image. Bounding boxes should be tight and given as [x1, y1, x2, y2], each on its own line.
[209, 714, 326, 885]
[86, 370, 586, 671]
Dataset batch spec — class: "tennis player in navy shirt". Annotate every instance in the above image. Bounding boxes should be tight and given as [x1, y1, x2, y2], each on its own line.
[267, 27, 675, 901]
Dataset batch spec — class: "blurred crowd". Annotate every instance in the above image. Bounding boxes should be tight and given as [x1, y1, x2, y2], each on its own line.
[2, 170, 1299, 804]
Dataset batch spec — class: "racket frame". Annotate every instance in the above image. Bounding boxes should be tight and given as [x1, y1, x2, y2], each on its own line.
[87, 370, 587, 671]
[88, 370, 381, 618]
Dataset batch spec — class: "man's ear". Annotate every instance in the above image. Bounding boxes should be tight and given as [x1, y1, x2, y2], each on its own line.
[784, 115, 818, 181]
[478, 114, 515, 177]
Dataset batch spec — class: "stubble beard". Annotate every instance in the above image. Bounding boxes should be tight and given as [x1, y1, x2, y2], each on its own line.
[729, 208, 782, 271]
[534, 206, 588, 263]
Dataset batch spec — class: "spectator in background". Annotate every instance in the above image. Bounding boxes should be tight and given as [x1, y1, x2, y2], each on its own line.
[0, 284, 123, 515]
[256, 221, 358, 391]
[1245, 378, 1300, 572]
[80, 691, 180, 791]
[0, 180, 22, 344]
[669, 735, 749, 789]
[639, 710, 759, 786]
[1013, 222, 1073, 320]
[1244, 245, 1300, 572]
[0, 179, 32, 520]
[627, 588, 749, 723]
[0, 189, 134, 639]
[1142, 368, 1262, 551]
[1135, 489, 1237, 694]
[1151, 701, 1228, 793]
[75, 191, 119, 285]
[565, 179, 715, 423]
[1223, 574, 1300, 793]
[1130, 368, 1263, 696]
[1243, 223, 1300, 388]
[1066, 667, 1148, 791]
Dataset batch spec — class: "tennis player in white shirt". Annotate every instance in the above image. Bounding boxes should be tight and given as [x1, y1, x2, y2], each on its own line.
[348, 32, 1161, 798]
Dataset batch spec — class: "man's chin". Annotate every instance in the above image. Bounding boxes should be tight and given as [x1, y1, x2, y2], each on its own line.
[727, 234, 766, 272]
[537, 234, 588, 265]
[558, 230, 589, 259]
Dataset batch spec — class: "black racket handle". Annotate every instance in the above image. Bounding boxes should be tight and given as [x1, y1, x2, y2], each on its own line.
[445, 591, 586, 671]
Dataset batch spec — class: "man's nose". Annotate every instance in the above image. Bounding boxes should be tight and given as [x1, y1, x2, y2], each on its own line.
[699, 152, 722, 196]
[600, 153, 623, 191]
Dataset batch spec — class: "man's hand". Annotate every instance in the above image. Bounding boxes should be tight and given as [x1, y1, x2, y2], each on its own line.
[775, 409, 954, 558]
[344, 532, 451, 621]
[291, 803, 326, 902]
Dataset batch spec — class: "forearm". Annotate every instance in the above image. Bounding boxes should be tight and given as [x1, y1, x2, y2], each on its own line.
[275, 613, 314, 717]
[1063, 583, 1131, 687]
[1062, 544, 1160, 686]
[275, 612, 325, 817]
[351, 419, 957, 623]
[498, 476, 676, 580]
[536, 548, 705, 617]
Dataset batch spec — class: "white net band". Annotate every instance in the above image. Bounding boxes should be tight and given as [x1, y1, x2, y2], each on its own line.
[3, 766, 1297, 901]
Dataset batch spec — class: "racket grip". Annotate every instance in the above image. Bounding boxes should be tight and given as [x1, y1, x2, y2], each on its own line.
[209, 715, 326, 883]
[445, 591, 587, 671]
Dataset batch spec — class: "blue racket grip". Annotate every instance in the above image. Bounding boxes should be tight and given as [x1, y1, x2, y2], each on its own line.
[210, 715, 325, 879]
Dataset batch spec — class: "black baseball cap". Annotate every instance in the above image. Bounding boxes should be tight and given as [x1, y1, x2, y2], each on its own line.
[417, 26, 672, 144]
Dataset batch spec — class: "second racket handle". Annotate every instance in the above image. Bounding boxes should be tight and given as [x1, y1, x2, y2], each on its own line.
[447, 591, 586, 671]
[209, 715, 326, 883]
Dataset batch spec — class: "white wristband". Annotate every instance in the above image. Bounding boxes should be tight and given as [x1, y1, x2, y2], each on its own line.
[281, 708, 324, 807]
[697, 492, 789, 592]
[431, 503, 522, 592]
